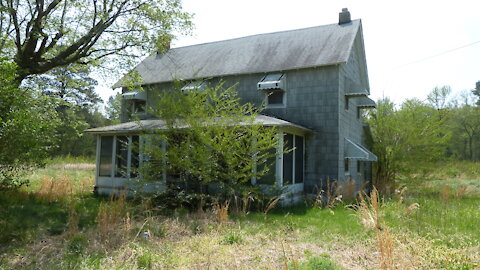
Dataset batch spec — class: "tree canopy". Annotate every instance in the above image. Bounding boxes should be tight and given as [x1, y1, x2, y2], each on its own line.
[0, 59, 59, 188]
[367, 97, 449, 192]
[0, 0, 192, 81]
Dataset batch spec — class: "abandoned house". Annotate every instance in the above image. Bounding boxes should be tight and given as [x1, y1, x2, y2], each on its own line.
[86, 8, 377, 203]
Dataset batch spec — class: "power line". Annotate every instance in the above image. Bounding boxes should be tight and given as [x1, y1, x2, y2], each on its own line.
[393, 39, 480, 69]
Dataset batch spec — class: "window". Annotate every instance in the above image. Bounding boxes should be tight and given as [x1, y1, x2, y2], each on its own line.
[258, 73, 286, 108]
[283, 134, 304, 185]
[134, 100, 146, 114]
[130, 136, 140, 178]
[345, 96, 349, 110]
[98, 135, 142, 179]
[283, 134, 294, 184]
[266, 90, 286, 107]
[115, 136, 129, 177]
[294, 135, 304, 183]
[257, 147, 277, 185]
[344, 159, 349, 173]
[99, 136, 113, 177]
[258, 133, 305, 185]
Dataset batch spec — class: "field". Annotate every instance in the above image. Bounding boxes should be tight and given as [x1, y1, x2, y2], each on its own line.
[0, 160, 479, 269]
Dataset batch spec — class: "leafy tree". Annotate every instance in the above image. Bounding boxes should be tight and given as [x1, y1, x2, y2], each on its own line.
[27, 64, 101, 106]
[0, 0, 192, 82]
[368, 98, 449, 193]
[140, 83, 280, 205]
[105, 92, 122, 124]
[69, 106, 110, 156]
[448, 105, 480, 160]
[427, 85, 451, 110]
[472, 81, 480, 106]
[0, 59, 59, 188]
[24, 64, 106, 156]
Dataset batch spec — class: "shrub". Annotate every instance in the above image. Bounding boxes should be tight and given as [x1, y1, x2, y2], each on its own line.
[295, 254, 341, 270]
[222, 230, 243, 245]
[67, 234, 89, 256]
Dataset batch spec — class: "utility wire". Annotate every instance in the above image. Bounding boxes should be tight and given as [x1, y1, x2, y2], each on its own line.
[393, 39, 480, 69]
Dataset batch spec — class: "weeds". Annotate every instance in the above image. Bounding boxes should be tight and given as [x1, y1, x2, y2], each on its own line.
[314, 180, 342, 209]
[222, 230, 243, 245]
[295, 254, 341, 270]
[338, 179, 356, 202]
[35, 174, 93, 203]
[439, 183, 452, 202]
[232, 193, 255, 215]
[2, 161, 480, 269]
[355, 187, 396, 269]
[213, 200, 230, 223]
[264, 195, 281, 214]
[96, 193, 128, 240]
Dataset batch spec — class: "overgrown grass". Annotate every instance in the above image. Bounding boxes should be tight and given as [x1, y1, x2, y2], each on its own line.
[1, 160, 479, 269]
[385, 178, 480, 246]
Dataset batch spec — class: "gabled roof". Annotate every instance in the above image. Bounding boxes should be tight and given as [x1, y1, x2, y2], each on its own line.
[116, 20, 362, 87]
[85, 115, 313, 135]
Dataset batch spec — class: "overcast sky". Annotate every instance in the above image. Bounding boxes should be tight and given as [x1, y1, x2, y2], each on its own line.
[99, 0, 480, 104]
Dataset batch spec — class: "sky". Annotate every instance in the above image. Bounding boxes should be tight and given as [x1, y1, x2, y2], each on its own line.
[98, 0, 480, 104]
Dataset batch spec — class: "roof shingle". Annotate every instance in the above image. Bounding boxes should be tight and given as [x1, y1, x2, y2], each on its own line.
[116, 20, 361, 87]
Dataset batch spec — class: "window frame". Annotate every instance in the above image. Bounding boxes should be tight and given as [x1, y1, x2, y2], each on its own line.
[256, 131, 305, 186]
[97, 135, 142, 179]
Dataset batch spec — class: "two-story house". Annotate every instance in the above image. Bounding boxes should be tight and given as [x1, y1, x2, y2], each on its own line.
[86, 9, 377, 203]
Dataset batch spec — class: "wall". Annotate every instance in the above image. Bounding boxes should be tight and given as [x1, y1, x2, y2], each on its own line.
[338, 29, 372, 188]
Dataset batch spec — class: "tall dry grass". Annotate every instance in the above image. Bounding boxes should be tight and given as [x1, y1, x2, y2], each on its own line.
[232, 193, 255, 215]
[213, 200, 230, 224]
[96, 193, 129, 240]
[356, 188, 396, 269]
[337, 179, 357, 202]
[263, 196, 281, 215]
[314, 180, 342, 209]
[35, 174, 93, 203]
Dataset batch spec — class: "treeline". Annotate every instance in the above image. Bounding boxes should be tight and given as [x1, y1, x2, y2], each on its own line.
[0, 59, 122, 188]
[25, 64, 122, 157]
[368, 84, 480, 192]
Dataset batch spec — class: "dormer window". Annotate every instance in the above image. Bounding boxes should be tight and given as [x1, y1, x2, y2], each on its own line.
[258, 73, 286, 108]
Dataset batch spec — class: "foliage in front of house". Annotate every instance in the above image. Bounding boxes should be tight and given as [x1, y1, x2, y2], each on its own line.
[136, 82, 280, 205]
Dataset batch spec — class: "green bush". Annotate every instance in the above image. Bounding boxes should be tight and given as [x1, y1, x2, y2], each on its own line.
[67, 234, 89, 256]
[137, 250, 155, 269]
[295, 254, 341, 270]
[222, 230, 243, 245]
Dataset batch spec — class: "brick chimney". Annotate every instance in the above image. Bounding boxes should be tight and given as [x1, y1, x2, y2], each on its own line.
[339, 8, 351, 25]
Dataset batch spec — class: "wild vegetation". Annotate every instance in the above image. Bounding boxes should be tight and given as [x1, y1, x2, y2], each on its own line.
[367, 84, 480, 193]
[137, 82, 280, 207]
[0, 0, 192, 189]
[0, 158, 479, 269]
[0, 2, 479, 269]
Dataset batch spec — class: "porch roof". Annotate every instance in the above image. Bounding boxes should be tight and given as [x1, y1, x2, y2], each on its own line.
[85, 115, 313, 135]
